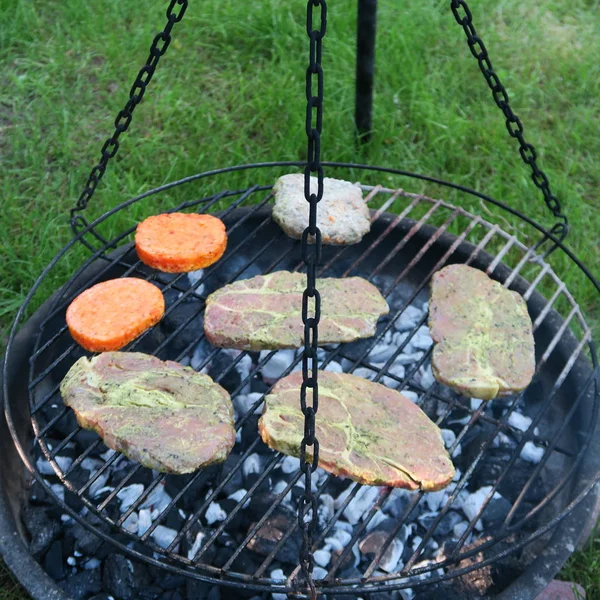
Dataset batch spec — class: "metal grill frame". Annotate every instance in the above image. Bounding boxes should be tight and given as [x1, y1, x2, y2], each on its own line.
[3, 162, 600, 597]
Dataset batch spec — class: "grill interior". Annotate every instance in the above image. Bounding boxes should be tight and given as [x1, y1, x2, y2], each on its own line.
[6, 175, 599, 596]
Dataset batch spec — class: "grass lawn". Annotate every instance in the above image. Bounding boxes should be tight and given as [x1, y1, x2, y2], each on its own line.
[1, 0, 599, 598]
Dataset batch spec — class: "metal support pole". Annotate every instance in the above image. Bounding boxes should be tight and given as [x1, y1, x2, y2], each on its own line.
[355, 0, 377, 142]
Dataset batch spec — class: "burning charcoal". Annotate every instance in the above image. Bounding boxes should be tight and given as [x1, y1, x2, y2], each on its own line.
[234, 392, 265, 416]
[313, 566, 328, 579]
[205, 501, 227, 525]
[162, 300, 205, 353]
[117, 484, 144, 512]
[186, 579, 213, 600]
[151, 525, 178, 550]
[462, 486, 504, 530]
[208, 351, 242, 393]
[401, 390, 419, 403]
[137, 508, 153, 537]
[247, 507, 301, 565]
[103, 554, 149, 600]
[317, 494, 335, 530]
[314, 548, 332, 567]
[220, 452, 246, 497]
[382, 487, 414, 519]
[242, 453, 263, 480]
[60, 570, 102, 600]
[89, 595, 114, 600]
[481, 494, 512, 527]
[393, 305, 424, 332]
[191, 338, 212, 372]
[412, 325, 433, 351]
[434, 511, 464, 538]
[353, 366, 377, 381]
[416, 365, 435, 389]
[324, 527, 352, 552]
[123, 512, 138, 533]
[44, 540, 66, 580]
[260, 349, 297, 382]
[364, 509, 389, 532]
[424, 487, 447, 513]
[339, 485, 381, 525]
[324, 360, 344, 373]
[36, 454, 73, 475]
[359, 530, 404, 573]
[24, 506, 61, 556]
[280, 455, 301, 475]
[520, 441, 544, 463]
[140, 482, 172, 513]
[82, 558, 101, 570]
[368, 331, 395, 363]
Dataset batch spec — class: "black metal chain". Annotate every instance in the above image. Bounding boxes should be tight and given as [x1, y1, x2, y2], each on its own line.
[298, 1, 326, 598]
[70, 0, 188, 231]
[450, 0, 568, 242]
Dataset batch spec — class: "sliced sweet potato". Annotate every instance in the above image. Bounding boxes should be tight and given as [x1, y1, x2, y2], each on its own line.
[66, 278, 165, 352]
[135, 213, 227, 273]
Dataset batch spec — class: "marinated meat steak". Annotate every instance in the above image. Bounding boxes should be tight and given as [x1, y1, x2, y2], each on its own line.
[204, 271, 389, 350]
[273, 174, 371, 245]
[429, 264, 535, 400]
[258, 371, 455, 490]
[60, 352, 235, 473]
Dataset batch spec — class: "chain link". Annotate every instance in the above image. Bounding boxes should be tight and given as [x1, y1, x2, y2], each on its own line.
[450, 0, 568, 240]
[70, 0, 188, 226]
[298, 1, 326, 597]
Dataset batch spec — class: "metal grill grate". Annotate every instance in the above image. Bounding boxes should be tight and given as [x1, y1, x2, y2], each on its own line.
[4, 165, 599, 596]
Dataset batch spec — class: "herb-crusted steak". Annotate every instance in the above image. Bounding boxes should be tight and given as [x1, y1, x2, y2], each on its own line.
[60, 353, 235, 473]
[258, 371, 455, 490]
[429, 264, 535, 400]
[204, 271, 389, 350]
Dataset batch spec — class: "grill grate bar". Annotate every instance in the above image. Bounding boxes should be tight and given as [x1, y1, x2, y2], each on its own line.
[253, 474, 335, 579]
[20, 182, 598, 591]
[502, 338, 594, 528]
[158, 437, 263, 548]
[221, 470, 304, 571]
[452, 341, 593, 556]
[31, 382, 61, 416]
[78, 451, 126, 501]
[323, 488, 394, 582]
[192, 452, 283, 564]
[95, 463, 143, 510]
[115, 475, 167, 528]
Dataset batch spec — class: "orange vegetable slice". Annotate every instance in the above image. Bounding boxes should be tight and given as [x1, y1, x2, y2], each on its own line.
[135, 213, 227, 273]
[66, 278, 165, 352]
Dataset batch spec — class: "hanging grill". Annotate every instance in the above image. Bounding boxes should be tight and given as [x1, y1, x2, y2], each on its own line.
[2, 1, 600, 598]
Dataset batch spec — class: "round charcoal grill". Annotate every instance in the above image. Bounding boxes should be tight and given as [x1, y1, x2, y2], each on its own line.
[2, 2, 600, 599]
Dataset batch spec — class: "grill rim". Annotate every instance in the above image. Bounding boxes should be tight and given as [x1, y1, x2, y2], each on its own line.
[2, 162, 600, 597]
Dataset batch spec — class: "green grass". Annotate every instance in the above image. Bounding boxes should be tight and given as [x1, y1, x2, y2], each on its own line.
[1, 0, 599, 598]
